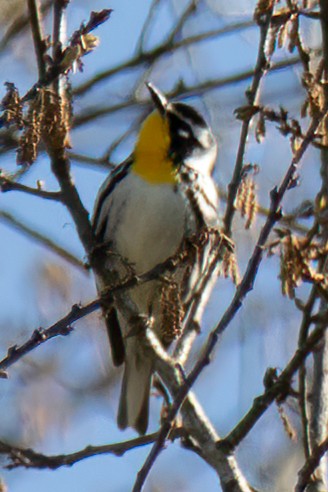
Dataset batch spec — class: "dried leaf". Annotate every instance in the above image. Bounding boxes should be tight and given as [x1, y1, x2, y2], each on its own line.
[70, 10, 112, 47]
[81, 33, 100, 52]
[266, 23, 280, 57]
[222, 250, 240, 285]
[41, 90, 71, 149]
[160, 281, 183, 344]
[234, 104, 260, 122]
[255, 111, 266, 143]
[279, 231, 327, 298]
[17, 97, 42, 165]
[1, 82, 23, 129]
[254, 0, 274, 22]
[60, 45, 82, 72]
[236, 168, 259, 229]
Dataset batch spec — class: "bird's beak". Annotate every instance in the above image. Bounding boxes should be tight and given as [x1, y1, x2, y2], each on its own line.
[146, 82, 168, 116]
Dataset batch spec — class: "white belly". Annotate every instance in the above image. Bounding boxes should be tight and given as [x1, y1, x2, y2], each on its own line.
[106, 172, 187, 273]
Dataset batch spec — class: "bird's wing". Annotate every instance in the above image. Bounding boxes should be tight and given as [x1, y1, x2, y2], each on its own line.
[92, 156, 133, 367]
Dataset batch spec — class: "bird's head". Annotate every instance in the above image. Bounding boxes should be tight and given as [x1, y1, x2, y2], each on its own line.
[133, 83, 217, 184]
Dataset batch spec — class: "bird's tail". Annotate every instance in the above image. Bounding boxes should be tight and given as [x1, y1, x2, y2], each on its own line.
[117, 338, 153, 435]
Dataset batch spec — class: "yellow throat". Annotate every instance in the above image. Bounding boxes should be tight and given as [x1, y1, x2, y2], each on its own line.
[133, 111, 177, 184]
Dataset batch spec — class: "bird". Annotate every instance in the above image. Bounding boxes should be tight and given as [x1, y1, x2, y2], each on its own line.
[92, 83, 219, 435]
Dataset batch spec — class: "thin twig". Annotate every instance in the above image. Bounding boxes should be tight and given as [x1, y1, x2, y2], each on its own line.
[72, 54, 307, 128]
[68, 151, 115, 169]
[73, 19, 256, 97]
[0, 244, 206, 372]
[223, 6, 275, 237]
[295, 437, 328, 492]
[219, 321, 328, 452]
[0, 175, 63, 201]
[4, 8, 112, 107]
[0, 209, 85, 271]
[0, 432, 158, 469]
[0, 0, 52, 53]
[0, 300, 99, 374]
[27, 0, 47, 79]
[298, 286, 318, 459]
[166, 0, 198, 45]
[135, 0, 161, 54]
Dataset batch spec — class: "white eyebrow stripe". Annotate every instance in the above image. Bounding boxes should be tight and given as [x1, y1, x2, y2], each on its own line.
[177, 128, 191, 138]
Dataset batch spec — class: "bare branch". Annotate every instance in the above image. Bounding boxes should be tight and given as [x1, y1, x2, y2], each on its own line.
[18, 8, 111, 106]
[132, 325, 253, 492]
[68, 151, 114, 170]
[223, 4, 275, 237]
[295, 437, 328, 492]
[39, 8, 113, 264]
[298, 286, 318, 459]
[165, 0, 198, 45]
[27, 0, 47, 79]
[47, 151, 96, 252]
[0, 433, 158, 469]
[72, 54, 307, 129]
[0, 0, 52, 53]
[0, 300, 98, 374]
[0, 209, 86, 271]
[219, 322, 328, 452]
[135, 0, 161, 54]
[72, 19, 256, 97]
[307, 2, 328, 489]
[0, 239, 222, 372]
[0, 175, 63, 201]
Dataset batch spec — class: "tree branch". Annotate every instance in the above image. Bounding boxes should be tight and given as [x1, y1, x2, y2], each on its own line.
[135, 0, 161, 54]
[0, 240, 218, 372]
[166, 0, 198, 45]
[0, 209, 85, 271]
[0, 300, 98, 375]
[73, 19, 256, 97]
[72, 54, 306, 128]
[307, 1, 328, 489]
[298, 286, 318, 460]
[0, 433, 158, 469]
[223, 5, 274, 237]
[27, 0, 47, 79]
[0, 175, 63, 201]
[0, 8, 112, 108]
[219, 322, 328, 452]
[132, 326, 253, 492]
[0, 0, 52, 53]
[295, 437, 328, 492]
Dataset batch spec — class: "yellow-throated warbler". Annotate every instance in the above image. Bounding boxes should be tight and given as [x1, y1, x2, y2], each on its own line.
[92, 83, 219, 434]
